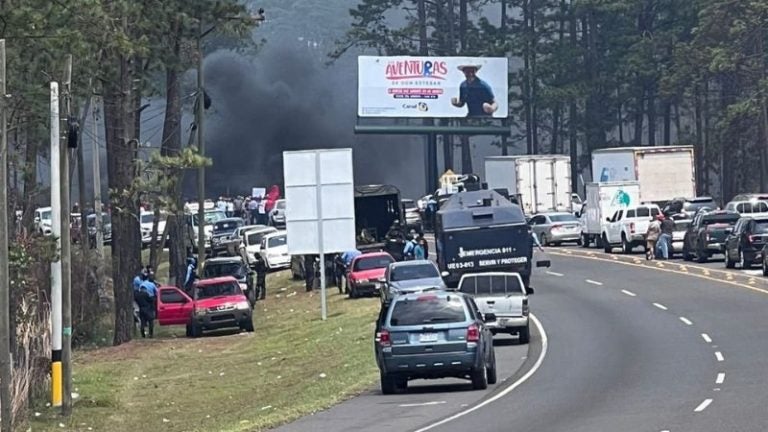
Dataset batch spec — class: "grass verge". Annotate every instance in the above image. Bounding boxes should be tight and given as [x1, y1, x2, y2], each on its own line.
[30, 271, 381, 432]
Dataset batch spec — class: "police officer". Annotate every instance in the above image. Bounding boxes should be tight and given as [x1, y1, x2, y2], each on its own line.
[254, 253, 268, 301]
[137, 273, 158, 338]
[304, 254, 315, 292]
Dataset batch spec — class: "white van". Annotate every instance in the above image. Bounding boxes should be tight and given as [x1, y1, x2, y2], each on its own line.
[240, 226, 278, 264]
[34, 207, 53, 236]
[457, 272, 532, 343]
[260, 231, 289, 270]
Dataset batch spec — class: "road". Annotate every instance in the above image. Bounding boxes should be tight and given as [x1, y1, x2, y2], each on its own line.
[276, 248, 768, 432]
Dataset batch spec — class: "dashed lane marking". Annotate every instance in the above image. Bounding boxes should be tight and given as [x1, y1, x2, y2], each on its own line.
[716, 372, 725, 385]
[653, 303, 668, 311]
[546, 271, 564, 277]
[701, 333, 712, 343]
[694, 398, 713, 412]
[621, 290, 637, 297]
[679, 317, 693, 326]
[585, 279, 603, 286]
[715, 351, 724, 362]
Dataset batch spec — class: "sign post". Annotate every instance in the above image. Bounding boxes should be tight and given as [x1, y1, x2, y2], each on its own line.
[283, 149, 356, 320]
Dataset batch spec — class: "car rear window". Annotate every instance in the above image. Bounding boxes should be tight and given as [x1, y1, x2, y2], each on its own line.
[460, 275, 524, 296]
[390, 263, 439, 281]
[549, 214, 578, 222]
[354, 256, 394, 271]
[754, 221, 768, 233]
[703, 214, 739, 225]
[267, 235, 286, 248]
[203, 263, 245, 279]
[389, 296, 467, 326]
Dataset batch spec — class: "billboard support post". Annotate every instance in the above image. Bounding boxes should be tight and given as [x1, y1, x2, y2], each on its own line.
[314, 151, 327, 320]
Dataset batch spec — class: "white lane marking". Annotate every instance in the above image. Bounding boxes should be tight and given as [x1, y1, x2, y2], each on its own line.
[694, 398, 713, 412]
[585, 279, 603, 286]
[546, 271, 564, 277]
[701, 333, 712, 343]
[413, 314, 549, 432]
[653, 303, 668, 311]
[679, 317, 693, 326]
[744, 269, 763, 276]
[716, 372, 725, 385]
[621, 290, 637, 297]
[715, 351, 724, 362]
[399, 401, 446, 408]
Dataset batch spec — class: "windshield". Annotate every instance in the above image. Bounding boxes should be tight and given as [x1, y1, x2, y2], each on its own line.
[203, 263, 246, 279]
[267, 235, 287, 248]
[213, 220, 241, 234]
[390, 264, 439, 282]
[247, 231, 271, 245]
[703, 214, 739, 225]
[460, 275, 524, 296]
[354, 256, 394, 271]
[196, 281, 241, 299]
[549, 214, 578, 222]
[389, 296, 467, 326]
[41, 211, 51, 220]
[276, 201, 286, 210]
[193, 210, 226, 226]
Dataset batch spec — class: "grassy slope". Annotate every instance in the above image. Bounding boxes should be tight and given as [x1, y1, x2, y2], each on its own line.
[31, 271, 381, 432]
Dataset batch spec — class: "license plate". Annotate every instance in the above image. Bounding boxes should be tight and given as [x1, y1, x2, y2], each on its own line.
[419, 333, 438, 343]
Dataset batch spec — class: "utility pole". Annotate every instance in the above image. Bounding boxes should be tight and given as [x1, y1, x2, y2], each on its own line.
[92, 98, 104, 257]
[0, 39, 13, 432]
[61, 54, 73, 416]
[196, 19, 206, 266]
[50, 80, 62, 409]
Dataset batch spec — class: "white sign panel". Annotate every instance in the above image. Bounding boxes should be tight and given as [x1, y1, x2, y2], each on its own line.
[251, 187, 266, 198]
[358, 56, 509, 118]
[283, 149, 356, 255]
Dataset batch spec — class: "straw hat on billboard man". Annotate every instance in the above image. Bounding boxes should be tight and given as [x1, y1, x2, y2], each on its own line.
[451, 61, 498, 117]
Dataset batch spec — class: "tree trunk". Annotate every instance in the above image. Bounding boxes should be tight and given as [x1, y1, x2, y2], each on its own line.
[106, 44, 141, 346]
[569, 0, 579, 192]
[756, 25, 768, 192]
[443, 132, 454, 170]
[460, 136, 472, 173]
[77, 97, 92, 247]
[20, 116, 38, 233]
[459, 0, 468, 51]
[703, 79, 711, 196]
[633, 84, 644, 145]
[647, 82, 657, 146]
[662, 99, 672, 146]
[551, 105, 560, 154]
[523, 0, 533, 154]
[694, 83, 704, 196]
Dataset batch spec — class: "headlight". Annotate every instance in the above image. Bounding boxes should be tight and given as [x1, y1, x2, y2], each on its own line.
[358, 278, 368, 283]
[236, 301, 250, 310]
[239, 283, 248, 291]
[194, 307, 207, 316]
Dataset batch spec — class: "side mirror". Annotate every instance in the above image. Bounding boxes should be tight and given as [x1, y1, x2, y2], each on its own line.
[483, 313, 497, 322]
[527, 286, 535, 295]
[441, 271, 450, 278]
[606, 217, 611, 222]
[536, 260, 551, 268]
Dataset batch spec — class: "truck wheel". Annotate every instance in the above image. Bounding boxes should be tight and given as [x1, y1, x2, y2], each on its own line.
[518, 324, 530, 344]
[696, 243, 708, 263]
[762, 258, 768, 276]
[190, 323, 202, 338]
[740, 250, 751, 269]
[725, 250, 735, 269]
[579, 234, 587, 247]
[380, 372, 399, 395]
[683, 243, 692, 261]
[240, 319, 255, 333]
[487, 350, 498, 385]
[185, 324, 192, 338]
[602, 234, 611, 253]
[471, 362, 489, 390]
[621, 234, 632, 254]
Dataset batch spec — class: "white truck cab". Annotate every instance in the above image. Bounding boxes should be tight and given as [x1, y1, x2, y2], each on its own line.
[457, 272, 532, 344]
[602, 204, 661, 254]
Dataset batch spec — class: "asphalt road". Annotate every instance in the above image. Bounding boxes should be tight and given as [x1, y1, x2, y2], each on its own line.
[277, 247, 768, 432]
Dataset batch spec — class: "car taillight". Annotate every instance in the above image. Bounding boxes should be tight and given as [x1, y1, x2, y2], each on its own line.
[522, 298, 529, 316]
[466, 324, 480, 342]
[630, 222, 635, 234]
[377, 330, 391, 347]
[551, 224, 562, 231]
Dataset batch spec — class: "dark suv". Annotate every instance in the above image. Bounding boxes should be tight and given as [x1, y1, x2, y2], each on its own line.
[374, 291, 497, 394]
[682, 210, 740, 263]
[663, 197, 717, 218]
[210, 218, 244, 256]
[724, 217, 768, 269]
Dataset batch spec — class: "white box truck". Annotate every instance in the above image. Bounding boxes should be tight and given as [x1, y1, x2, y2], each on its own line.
[484, 155, 573, 215]
[591, 145, 695, 203]
[579, 181, 641, 247]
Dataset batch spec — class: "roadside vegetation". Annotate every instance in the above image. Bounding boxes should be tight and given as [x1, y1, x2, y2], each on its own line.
[31, 271, 381, 432]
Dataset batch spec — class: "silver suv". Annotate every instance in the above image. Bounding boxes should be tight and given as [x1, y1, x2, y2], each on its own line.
[380, 260, 446, 303]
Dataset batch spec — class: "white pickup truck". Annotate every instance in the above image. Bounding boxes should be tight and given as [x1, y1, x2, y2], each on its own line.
[602, 204, 662, 254]
[457, 272, 532, 344]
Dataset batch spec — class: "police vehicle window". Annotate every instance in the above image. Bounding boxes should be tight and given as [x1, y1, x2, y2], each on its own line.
[389, 296, 467, 326]
[267, 235, 287, 248]
[626, 210, 636, 218]
[637, 207, 650, 217]
[196, 282, 240, 299]
[549, 214, 578, 222]
[390, 264, 439, 281]
[161, 289, 186, 304]
[354, 256, 394, 271]
[203, 263, 245, 279]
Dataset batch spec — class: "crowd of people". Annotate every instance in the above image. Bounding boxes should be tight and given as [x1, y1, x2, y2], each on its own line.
[214, 185, 281, 226]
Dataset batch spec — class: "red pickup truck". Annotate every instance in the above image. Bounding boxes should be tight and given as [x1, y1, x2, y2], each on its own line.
[157, 276, 254, 337]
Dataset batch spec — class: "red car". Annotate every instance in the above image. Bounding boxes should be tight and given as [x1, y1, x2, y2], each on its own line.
[347, 252, 395, 298]
[157, 276, 254, 337]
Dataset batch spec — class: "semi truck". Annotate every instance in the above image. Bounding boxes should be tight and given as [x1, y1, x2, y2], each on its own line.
[354, 184, 405, 259]
[578, 181, 641, 248]
[484, 155, 573, 216]
[591, 145, 695, 204]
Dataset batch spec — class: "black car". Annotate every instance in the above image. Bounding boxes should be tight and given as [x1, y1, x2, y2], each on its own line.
[374, 290, 497, 394]
[724, 217, 768, 269]
[682, 210, 740, 263]
[210, 217, 244, 256]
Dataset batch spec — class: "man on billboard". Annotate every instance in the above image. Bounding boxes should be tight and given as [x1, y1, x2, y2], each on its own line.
[450, 63, 498, 117]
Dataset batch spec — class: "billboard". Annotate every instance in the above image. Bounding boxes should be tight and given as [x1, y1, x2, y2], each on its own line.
[358, 56, 509, 118]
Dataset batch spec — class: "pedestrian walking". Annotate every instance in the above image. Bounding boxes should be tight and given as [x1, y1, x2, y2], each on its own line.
[184, 256, 198, 294]
[416, 232, 429, 259]
[646, 215, 662, 260]
[137, 274, 158, 338]
[658, 214, 674, 260]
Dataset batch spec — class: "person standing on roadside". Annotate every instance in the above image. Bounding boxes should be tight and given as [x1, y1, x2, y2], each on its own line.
[233, 196, 243, 219]
[658, 214, 675, 260]
[646, 215, 662, 260]
[248, 198, 259, 225]
[254, 253, 268, 301]
[416, 232, 429, 259]
[137, 273, 158, 338]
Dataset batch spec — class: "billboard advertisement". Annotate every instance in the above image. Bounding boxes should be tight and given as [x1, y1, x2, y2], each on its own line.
[358, 56, 509, 118]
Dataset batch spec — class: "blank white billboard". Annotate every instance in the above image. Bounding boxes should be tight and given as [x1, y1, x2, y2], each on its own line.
[283, 149, 356, 255]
